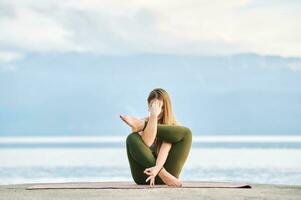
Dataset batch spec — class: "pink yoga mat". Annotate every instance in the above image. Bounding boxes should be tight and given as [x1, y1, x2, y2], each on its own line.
[26, 181, 252, 190]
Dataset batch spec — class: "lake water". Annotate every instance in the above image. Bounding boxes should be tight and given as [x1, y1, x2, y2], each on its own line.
[0, 135, 301, 185]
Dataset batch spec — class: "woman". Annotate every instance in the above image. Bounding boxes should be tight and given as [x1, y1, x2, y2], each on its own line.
[120, 88, 192, 187]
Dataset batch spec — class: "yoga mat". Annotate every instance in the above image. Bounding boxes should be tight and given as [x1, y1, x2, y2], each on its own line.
[26, 181, 252, 190]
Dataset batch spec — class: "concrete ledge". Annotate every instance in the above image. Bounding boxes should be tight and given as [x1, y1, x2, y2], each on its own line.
[0, 182, 300, 200]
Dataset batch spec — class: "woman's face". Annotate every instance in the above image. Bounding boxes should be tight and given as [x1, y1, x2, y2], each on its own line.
[148, 98, 164, 119]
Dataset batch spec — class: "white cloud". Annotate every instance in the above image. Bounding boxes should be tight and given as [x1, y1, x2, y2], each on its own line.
[0, 51, 23, 62]
[0, 5, 83, 52]
[0, 0, 300, 57]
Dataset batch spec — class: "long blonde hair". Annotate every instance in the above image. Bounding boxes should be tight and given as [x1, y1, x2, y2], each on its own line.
[147, 88, 181, 156]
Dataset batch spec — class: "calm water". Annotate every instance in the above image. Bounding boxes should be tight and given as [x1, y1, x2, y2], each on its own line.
[0, 135, 301, 185]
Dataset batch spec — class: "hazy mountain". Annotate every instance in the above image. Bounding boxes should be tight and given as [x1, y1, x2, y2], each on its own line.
[0, 53, 300, 136]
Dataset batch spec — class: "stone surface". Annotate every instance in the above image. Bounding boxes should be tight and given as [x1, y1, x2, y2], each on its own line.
[0, 182, 300, 200]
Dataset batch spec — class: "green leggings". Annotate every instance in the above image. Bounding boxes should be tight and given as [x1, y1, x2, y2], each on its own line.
[126, 121, 192, 185]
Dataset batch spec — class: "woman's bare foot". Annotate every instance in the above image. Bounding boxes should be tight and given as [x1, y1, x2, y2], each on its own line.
[158, 168, 182, 187]
[119, 115, 145, 132]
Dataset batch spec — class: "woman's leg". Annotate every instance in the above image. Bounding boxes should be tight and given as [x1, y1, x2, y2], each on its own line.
[159, 127, 192, 178]
[152, 122, 192, 178]
[126, 133, 165, 184]
[140, 121, 191, 143]
[126, 122, 192, 184]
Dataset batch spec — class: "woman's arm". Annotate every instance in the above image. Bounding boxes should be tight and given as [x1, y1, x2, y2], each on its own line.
[137, 116, 148, 136]
[155, 141, 172, 169]
[143, 141, 174, 187]
[140, 113, 157, 147]
[140, 99, 162, 147]
[140, 116, 149, 121]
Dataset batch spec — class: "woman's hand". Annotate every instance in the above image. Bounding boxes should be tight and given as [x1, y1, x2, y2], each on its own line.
[144, 165, 162, 187]
[148, 99, 163, 117]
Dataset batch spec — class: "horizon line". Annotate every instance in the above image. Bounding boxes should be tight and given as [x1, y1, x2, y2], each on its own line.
[0, 135, 301, 143]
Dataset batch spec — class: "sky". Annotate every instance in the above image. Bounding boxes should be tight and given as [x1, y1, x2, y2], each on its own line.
[0, 0, 300, 59]
[0, 0, 300, 136]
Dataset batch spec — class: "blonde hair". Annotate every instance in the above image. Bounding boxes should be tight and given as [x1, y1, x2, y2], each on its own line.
[147, 88, 182, 156]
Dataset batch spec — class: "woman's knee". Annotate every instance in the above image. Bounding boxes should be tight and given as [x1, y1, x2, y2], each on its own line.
[126, 133, 138, 145]
[157, 125, 187, 143]
[184, 127, 192, 139]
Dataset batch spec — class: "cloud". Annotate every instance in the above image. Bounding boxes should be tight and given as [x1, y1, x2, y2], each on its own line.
[0, 0, 300, 57]
[0, 2, 83, 52]
[0, 51, 23, 62]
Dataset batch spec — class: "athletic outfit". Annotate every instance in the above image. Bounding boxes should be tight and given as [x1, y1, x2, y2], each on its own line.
[126, 120, 192, 184]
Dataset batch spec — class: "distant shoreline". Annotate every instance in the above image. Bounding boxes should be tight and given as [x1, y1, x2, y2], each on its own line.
[1, 135, 301, 143]
[1, 135, 301, 149]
